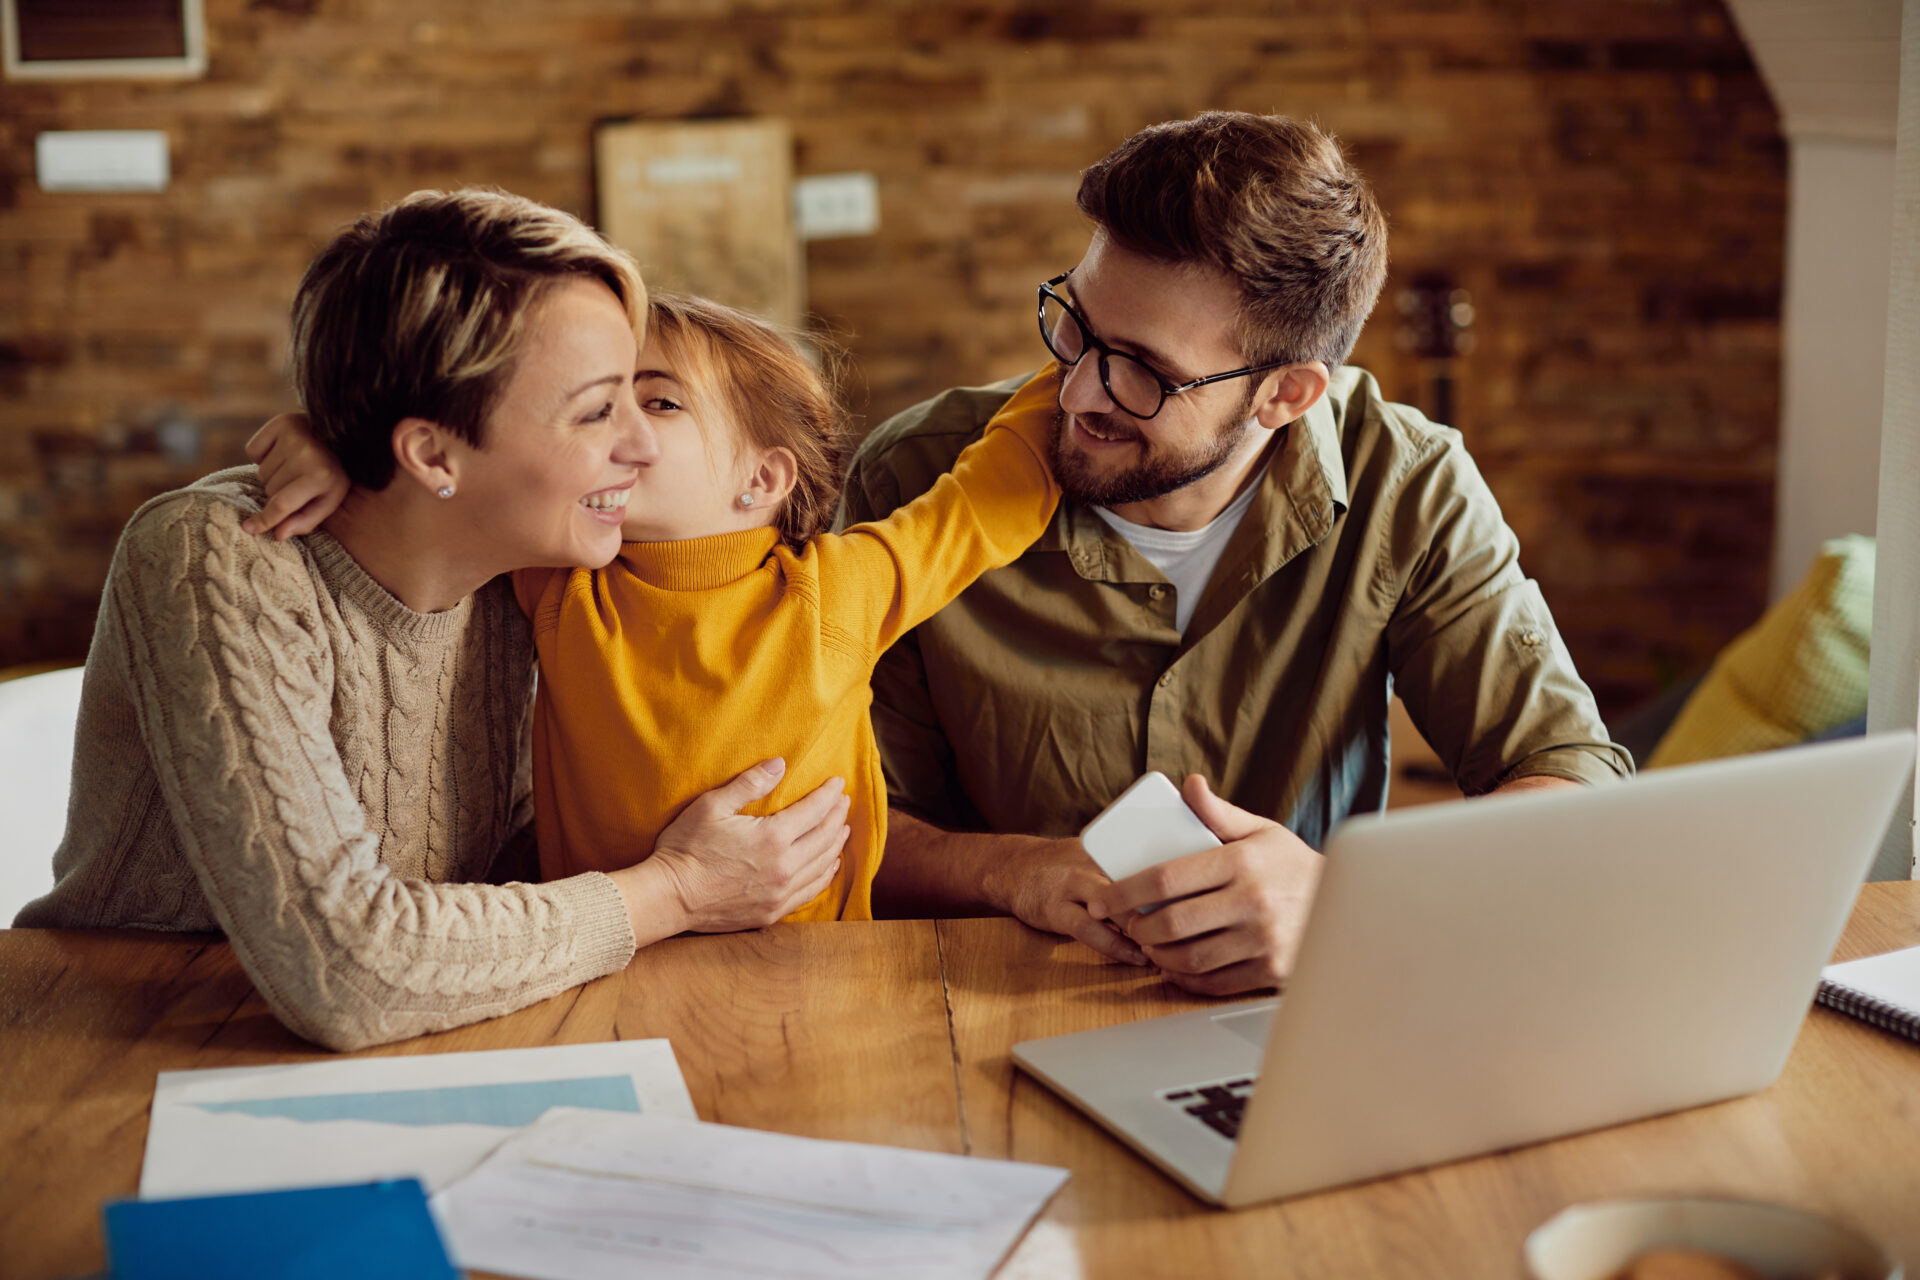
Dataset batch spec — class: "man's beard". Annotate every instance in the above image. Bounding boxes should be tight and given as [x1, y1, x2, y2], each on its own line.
[1049, 387, 1258, 508]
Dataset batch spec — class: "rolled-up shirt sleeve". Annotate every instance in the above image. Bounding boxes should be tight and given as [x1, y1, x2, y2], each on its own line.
[1384, 432, 1633, 793]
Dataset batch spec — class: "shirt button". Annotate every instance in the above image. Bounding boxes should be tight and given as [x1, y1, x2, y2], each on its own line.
[1157, 671, 1173, 688]
[1149, 585, 1167, 600]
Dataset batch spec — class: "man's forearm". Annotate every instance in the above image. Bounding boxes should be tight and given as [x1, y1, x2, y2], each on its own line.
[874, 807, 1067, 919]
[1490, 774, 1580, 797]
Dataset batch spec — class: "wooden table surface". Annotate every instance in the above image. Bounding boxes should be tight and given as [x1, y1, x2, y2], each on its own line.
[3, 882, 1918, 1279]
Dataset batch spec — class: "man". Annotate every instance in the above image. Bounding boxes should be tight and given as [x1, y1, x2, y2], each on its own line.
[838, 111, 1630, 996]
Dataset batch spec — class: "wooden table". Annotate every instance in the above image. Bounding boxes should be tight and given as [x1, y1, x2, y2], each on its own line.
[4, 883, 1918, 1279]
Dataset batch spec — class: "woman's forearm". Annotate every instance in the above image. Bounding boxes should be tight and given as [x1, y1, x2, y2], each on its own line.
[609, 857, 693, 948]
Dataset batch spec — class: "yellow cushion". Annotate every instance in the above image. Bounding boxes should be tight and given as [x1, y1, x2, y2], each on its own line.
[1647, 535, 1873, 769]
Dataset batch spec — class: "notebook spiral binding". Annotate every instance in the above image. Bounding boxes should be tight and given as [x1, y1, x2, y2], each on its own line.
[1816, 979, 1920, 1044]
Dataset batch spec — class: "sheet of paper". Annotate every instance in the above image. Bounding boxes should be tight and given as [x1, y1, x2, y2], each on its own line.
[432, 1108, 1069, 1280]
[141, 1042, 694, 1199]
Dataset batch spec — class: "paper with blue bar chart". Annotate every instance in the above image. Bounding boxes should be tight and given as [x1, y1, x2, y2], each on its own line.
[140, 1042, 694, 1199]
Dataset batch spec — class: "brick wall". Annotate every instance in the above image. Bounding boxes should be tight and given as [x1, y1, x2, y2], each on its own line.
[0, 0, 1784, 715]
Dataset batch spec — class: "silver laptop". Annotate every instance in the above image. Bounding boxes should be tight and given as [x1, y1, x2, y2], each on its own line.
[1012, 731, 1916, 1208]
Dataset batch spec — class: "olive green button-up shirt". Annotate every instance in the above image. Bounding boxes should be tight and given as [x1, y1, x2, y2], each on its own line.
[839, 367, 1631, 851]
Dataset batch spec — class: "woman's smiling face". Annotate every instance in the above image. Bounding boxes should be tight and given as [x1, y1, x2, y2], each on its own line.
[452, 277, 657, 569]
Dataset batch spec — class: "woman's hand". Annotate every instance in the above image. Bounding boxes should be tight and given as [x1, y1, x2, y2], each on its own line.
[610, 758, 852, 944]
[240, 412, 352, 540]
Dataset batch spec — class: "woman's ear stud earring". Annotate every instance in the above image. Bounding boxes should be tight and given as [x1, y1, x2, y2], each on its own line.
[737, 492, 755, 508]
[437, 486, 455, 499]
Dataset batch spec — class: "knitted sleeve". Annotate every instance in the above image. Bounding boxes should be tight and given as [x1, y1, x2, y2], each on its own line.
[105, 495, 636, 1050]
[815, 365, 1062, 652]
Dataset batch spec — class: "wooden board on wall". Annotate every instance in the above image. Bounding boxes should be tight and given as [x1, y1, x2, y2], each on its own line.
[3, 0, 207, 79]
[595, 118, 801, 328]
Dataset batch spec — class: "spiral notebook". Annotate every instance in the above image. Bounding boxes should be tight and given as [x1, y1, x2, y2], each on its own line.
[1817, 945, 1920, 1044]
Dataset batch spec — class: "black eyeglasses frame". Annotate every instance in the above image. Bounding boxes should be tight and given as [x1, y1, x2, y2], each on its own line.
[1036, 270, 1292, 420]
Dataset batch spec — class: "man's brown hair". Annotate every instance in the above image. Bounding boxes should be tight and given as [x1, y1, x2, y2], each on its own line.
[645, 293, 851, 549]
[291, 188, 646, 490]
[1076, 111, 1388, 370]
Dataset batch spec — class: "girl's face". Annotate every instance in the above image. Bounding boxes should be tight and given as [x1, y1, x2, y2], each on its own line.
[618, 335, 773, 544]
[451, 277, 654, 570]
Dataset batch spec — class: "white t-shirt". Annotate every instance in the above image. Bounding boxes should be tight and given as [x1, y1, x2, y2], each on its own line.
[1092, 478, 1262, 633]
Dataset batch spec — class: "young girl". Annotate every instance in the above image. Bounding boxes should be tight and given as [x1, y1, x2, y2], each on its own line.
[247, 292, 1061, 922]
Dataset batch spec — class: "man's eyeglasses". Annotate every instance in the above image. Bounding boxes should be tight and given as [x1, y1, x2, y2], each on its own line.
[1036, 270, 1290, 420]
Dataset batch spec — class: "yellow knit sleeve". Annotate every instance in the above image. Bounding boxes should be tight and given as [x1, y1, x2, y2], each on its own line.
[813, 366, 1062, 653]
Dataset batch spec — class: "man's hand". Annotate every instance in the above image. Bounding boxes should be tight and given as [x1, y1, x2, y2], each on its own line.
[1085, 774, 1323, 997]
[875, 810, 1146, 965]
[240, 412, 352, 540]
[992, 838, 1148, 967]
[611, 758, 852, 945]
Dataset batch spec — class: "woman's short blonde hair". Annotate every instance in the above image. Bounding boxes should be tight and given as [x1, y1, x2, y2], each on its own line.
[291, 188, 646, 489]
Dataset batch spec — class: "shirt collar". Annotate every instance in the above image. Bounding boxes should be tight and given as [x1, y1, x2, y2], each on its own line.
[1297, 383, 1349, 513]
[1044, 384, 1351, 586]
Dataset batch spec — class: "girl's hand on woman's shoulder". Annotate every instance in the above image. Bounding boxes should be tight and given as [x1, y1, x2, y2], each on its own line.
[241, 412, 352, 540]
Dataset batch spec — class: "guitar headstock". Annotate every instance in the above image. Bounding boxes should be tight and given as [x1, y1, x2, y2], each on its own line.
[1395, 270, 1477, 360]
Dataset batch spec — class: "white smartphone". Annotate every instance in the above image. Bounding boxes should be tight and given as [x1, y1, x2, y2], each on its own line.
[1079, 772, 1222, 906]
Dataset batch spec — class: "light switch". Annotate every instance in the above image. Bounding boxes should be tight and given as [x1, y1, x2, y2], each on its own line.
[36, 131, 170, 193]
[793, 172, 879, 240]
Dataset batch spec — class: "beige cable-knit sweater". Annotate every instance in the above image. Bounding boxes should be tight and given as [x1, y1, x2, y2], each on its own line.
[14, 468, 638, 1050]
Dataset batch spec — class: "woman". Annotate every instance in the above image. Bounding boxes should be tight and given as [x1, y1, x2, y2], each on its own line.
[14, 189, 851, 1051]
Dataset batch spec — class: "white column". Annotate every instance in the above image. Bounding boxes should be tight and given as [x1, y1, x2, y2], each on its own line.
[1866, 0, 1920, 880]
[1771, 138, 1893, 600]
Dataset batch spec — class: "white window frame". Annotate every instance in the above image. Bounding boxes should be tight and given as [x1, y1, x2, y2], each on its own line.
[2, 0, 206, 81]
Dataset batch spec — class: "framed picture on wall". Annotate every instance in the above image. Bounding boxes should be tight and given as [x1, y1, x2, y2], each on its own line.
[2, 0, 207, 80]
[595, 118, 804, 328]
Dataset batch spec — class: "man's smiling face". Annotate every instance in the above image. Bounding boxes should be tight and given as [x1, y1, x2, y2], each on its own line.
[1047, 233, 1263, 508]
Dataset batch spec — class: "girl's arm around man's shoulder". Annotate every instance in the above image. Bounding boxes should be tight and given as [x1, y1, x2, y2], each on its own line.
[810, 366, 1063, 652]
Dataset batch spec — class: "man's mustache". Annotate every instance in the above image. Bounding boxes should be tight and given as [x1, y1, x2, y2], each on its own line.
[1056, 408, 1144, 445]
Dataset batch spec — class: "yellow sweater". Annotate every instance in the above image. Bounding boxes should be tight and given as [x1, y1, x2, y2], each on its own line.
[514, 367, 1062, 920]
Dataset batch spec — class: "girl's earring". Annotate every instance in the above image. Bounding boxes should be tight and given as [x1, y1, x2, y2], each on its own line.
[437, 486, 455, 499]
[736, 492, 755, 508]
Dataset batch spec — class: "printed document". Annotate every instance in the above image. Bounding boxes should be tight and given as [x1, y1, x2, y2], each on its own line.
[433, 1108, 1069, 1280]
[142, 1041, 694, 1198]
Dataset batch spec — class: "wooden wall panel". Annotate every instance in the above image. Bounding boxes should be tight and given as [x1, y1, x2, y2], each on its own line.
[0, 0, 1785, 716]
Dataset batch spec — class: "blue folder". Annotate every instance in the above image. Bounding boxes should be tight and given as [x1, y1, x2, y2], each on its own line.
[102, 1178, 457, 1280]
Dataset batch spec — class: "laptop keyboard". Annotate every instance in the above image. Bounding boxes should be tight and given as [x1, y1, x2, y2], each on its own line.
[1161, 1076, 1256, 1140]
